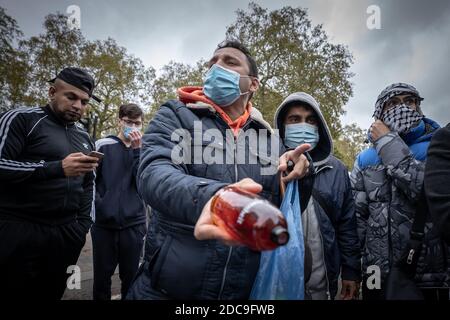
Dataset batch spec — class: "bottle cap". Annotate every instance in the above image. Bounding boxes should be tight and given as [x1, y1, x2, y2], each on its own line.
[271, 226, 289, 245]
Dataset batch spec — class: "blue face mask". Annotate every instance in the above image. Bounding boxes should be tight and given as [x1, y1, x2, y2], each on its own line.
[123, 126, 134, 139]
[203, 64, 251, 107]
[284, 123, 319, 150]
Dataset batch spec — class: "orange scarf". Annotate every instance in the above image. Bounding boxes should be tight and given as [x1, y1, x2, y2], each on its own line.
[177, 86, 252, 136]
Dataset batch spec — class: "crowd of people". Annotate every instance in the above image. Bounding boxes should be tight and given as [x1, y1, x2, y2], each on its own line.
[0, 40, 448, 301]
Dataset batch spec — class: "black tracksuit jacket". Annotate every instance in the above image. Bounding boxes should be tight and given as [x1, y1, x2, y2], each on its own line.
[0, 105, 95, 230]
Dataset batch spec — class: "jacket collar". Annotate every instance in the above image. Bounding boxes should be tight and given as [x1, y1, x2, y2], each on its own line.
[43, 104, 76, 128]
[185, 101, 273, 133]
[403, 117, 440, 145]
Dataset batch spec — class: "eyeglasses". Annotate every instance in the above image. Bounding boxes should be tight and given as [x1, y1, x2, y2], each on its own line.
[121, 118, 142, 128]
[384, 96, 418, 111]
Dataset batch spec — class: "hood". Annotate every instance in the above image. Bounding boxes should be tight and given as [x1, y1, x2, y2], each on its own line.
[404, 117, 440, 145]
[274, 92, 333, 167]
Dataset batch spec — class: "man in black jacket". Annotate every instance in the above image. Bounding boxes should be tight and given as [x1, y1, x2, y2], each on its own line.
[0, 67, 100, 299]
[273, 92, 361, 300]
[92, 103, 146, 300]
[425, 123, 450, 244]
[127, 40, 310, 300]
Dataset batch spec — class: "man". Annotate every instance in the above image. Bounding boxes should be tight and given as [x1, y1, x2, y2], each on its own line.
[92, 103, 146, 300]
[425, 123, 450, 245]
[424, 123, 450, 301]
[273, 92, 361, 300]
[0, 67, 100, 299]
[350, 83, 448, 299]
[126, 40, 309, 300]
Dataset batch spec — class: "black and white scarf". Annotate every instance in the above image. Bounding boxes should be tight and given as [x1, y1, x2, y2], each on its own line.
[373, 83, 424, 120]
[381, 104, 424, 134]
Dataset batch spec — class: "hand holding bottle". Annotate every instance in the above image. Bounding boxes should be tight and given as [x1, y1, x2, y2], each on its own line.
[195, 178, 289, 251]
[194, 178, 263, 245]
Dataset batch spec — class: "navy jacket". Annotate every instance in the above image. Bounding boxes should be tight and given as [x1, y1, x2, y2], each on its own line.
[307, 157, 361, 297]
[127, 99, 282, 300]
[94, 136, 146, 229]
[274, 93, 361, 299]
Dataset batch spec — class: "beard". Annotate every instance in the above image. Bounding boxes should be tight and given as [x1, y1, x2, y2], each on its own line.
[62, 110, 82, 123]
[49, 96, 85, 123]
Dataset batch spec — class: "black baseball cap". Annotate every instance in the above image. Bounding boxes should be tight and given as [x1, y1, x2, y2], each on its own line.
[48, 67, 102, 103]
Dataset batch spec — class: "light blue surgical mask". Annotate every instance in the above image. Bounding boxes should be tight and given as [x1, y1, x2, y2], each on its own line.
[284, 123, 319, 150]
[123, 126, 134, 139]
[203, 64, 251, 107]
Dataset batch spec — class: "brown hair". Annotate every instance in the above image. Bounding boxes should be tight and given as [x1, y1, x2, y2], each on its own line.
[216, 39, 258, 78]
[119, 103, 143, 119]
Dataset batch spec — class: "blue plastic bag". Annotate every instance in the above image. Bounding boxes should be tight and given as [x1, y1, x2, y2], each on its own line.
[250, 180, 305, 300]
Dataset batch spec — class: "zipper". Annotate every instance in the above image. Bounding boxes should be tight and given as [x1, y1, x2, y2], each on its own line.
[118, 145, 128, 229]
[233, 135, 239, 183]
[218, 247, 233, 299]
[62, 125, 70, 214]
[217, 133, 238, 300]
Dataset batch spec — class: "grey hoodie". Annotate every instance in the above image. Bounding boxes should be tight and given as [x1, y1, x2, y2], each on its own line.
[274, 92, 333, 168]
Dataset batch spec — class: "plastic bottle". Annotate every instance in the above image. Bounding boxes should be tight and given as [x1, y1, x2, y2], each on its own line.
[211, 186, 289, 251]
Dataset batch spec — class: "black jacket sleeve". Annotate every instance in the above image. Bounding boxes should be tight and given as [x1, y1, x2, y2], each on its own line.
[425, 124, 450, 243]
[0, 110, 64, 182]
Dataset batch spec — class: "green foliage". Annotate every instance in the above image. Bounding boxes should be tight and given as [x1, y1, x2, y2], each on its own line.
[0, 7, 30, 112]
[3, 12, 155, 139]
[19, 13, 85, 107]
[0, 3, 365, 162]
[334, 123, 367, 169]
[79, 38, 155, 137]
[225, 2, 354, 137]
[149, 60, 206, 118]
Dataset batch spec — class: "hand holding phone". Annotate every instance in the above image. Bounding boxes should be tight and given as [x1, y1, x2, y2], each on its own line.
[87, 151, 104, 160]
[63, 152, 100, 177]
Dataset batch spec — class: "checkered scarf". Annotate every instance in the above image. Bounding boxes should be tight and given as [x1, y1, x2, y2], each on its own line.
[381, 104, 424, 134]
[373, 83, 424, 119]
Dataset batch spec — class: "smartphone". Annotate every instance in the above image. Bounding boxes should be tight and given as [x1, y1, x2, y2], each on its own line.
[87, 151, 104, 160]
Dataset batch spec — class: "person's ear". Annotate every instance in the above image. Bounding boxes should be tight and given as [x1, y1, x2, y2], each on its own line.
[249, 77, 259, 93]
[48, 86, 56, 100]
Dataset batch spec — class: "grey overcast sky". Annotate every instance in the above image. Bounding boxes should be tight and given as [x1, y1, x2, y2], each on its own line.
[1, 0, 449, 130]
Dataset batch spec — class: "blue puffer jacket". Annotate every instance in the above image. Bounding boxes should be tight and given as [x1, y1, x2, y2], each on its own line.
[351, 118, 449, 288]
[127, 99, 282, 300]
